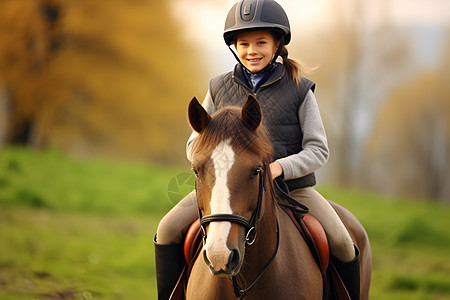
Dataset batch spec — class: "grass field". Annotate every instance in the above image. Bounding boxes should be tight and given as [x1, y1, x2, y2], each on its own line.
[0, 147, 449, 299]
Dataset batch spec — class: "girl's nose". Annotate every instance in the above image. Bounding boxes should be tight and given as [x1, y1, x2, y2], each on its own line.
[248, 43, 257, 54]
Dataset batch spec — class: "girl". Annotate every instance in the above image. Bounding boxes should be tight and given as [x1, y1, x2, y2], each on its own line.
[155, 0, 360, 299]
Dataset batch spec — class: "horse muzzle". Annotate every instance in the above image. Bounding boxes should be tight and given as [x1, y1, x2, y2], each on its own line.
[202, 221, 245, 276]
[203, 247, 241, 276]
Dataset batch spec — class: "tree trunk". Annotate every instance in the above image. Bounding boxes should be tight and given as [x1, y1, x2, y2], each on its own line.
[0, 86, 11, 148]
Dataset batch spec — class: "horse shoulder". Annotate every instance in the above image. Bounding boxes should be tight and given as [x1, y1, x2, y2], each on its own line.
[267, 206, 323, 299]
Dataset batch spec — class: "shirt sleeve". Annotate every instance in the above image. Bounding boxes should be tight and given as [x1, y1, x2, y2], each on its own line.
[275, 90, 329, 180]
[186, 90, 216, 162]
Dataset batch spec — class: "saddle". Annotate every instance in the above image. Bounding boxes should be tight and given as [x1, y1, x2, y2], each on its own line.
[273, 178, 351, 300]
[183, 218, 202, 267]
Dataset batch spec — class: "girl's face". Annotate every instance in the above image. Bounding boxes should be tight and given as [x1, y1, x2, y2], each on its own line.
[235, 30, 279, 73]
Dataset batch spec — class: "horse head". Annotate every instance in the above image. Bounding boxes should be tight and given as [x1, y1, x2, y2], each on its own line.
[188, 95, 273, 277]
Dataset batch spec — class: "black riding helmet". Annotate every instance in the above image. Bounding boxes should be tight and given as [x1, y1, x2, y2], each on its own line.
[223, 0, 291, 70]
[224, 0, 291, 45]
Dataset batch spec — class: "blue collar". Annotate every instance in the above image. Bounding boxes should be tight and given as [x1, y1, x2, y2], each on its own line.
[243, 64, 277, 92]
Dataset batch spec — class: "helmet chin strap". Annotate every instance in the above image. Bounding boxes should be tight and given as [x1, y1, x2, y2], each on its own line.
[271, 35, 286, 64]
[228, 35, 286, 75]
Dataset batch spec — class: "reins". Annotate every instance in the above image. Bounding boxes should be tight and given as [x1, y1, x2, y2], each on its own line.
[231, 220, 280, 300]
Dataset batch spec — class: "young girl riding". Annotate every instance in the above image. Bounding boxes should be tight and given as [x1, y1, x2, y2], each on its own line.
[155, 1, 360, 299]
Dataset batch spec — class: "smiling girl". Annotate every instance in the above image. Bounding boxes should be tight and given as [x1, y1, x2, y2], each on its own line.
[154, 1, 361, 299]
[235, 31, 277, 73]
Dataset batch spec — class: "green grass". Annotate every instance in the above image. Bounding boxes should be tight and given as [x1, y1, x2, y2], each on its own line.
[0, 147, 188, 299]
[1, 147, 450, 299]
[320, 187, 450, 300]
[0, 147, 184, 215]
[0, 208, 159, 299]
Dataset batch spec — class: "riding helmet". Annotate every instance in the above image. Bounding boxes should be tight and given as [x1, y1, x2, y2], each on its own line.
[223, 0, 291, 46]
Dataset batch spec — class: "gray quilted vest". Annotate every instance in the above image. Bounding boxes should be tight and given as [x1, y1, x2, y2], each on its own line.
[209, 63, 316, 191]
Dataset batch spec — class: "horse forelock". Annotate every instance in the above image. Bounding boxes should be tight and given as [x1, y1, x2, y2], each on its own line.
[193, 107, 273, 164]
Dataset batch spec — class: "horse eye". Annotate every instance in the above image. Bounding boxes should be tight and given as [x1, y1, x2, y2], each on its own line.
[252, 167, 262, 178]
[192, 167, 199, 177]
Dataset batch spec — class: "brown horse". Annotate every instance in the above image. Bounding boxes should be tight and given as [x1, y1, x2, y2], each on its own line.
[185, 95, 371, 300]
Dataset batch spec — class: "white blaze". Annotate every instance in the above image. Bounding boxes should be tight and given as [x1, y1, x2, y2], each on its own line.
[204, 139, 235, 270]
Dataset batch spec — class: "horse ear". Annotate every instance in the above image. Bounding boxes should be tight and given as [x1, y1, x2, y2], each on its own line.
[241, 94, 262, 131]
[188, 97, 211, 133]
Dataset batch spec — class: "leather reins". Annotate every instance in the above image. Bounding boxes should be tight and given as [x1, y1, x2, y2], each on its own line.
[231, 220, 279, 299]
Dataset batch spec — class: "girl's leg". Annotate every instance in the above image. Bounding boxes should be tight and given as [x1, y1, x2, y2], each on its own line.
[290, 187, 360, 299]
[156, 190, 198, 244]
[290, 187, 355, 262]
[154, 191, 198, 300]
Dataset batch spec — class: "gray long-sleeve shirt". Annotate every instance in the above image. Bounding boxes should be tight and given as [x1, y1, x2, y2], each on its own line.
[187, 89, 329, 181]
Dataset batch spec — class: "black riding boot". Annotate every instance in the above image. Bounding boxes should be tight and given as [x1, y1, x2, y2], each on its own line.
[332, 245, 360, 300]
[154, 235, 185, 300]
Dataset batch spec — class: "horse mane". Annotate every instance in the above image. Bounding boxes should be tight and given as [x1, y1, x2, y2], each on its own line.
[192, 106, 274, 165]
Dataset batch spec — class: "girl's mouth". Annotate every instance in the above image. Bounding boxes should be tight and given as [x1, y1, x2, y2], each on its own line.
[247, 57, 263, 64]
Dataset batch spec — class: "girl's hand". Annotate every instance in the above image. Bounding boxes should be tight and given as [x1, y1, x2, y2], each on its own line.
[269, 161, 283, 180]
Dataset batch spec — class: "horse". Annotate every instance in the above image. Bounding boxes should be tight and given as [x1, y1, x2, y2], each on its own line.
[184, 95, 371, 300]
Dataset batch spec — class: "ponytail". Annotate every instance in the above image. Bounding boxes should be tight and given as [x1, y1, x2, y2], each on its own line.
[279, 46, 316, 84]
[280, 46, 300, 84]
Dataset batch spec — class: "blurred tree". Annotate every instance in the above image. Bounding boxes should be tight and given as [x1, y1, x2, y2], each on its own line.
[335, 0, 413, 187]
[0, 87, 9, 147]
[294, 0, 411, 187]
[364, 70, 450, 202]
[290, 0, 450, 202]
[0, 0, 205, 162]
[0, 0, 51, 144]
[362, 27, 450, 202]
[289, 0, 361, 185]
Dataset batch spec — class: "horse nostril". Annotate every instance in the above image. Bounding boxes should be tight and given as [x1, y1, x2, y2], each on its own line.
[203, 250, 212, 268]
[227, 249, 240, 270]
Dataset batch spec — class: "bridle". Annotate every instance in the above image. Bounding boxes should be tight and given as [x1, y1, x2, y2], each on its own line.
[196, 163, 280, 299]
[197, 163, 266, 246]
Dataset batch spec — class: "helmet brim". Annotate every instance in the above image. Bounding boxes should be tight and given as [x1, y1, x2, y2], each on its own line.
[224, 24, 291, 46]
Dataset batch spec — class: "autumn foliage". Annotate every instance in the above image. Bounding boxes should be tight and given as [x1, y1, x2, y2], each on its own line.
[0, 0, 205, 161]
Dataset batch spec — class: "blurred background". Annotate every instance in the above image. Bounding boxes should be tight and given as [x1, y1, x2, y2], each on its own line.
[1, 0, 449, 201]
[0, 0, 450, 299]
[1, 0, 450, 201]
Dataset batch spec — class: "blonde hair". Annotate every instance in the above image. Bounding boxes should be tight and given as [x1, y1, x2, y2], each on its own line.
[279, 46, 316, 84]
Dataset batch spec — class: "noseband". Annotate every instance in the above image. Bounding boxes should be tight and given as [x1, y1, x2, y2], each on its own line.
[197, 163, 266, 246]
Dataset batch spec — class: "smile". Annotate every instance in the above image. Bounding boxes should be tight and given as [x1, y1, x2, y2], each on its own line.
[247, 58, 263, 63]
